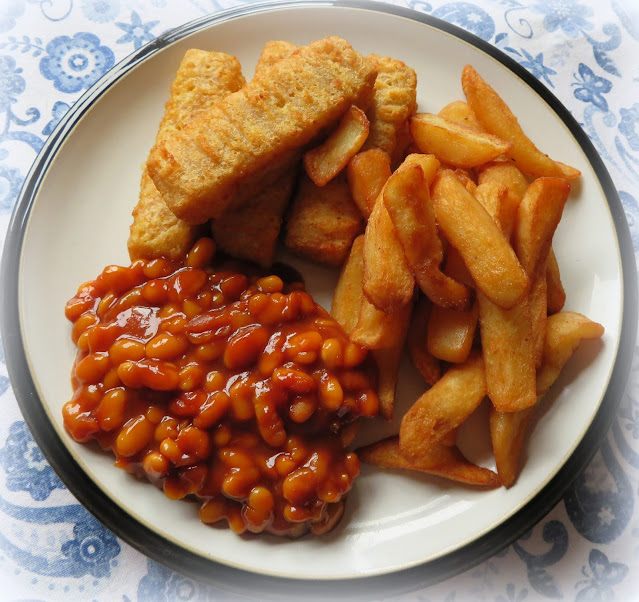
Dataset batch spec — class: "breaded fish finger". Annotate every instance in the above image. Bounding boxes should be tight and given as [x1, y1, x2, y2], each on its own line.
[213, 41, 299, 266]
[361, 54, 417, 163]
[254, 40, 297, 77]
[285, 173, 363, 266]
[147, 36, 377, 224]
[128, 49, 245, 260]
[212, 172, 295, 267]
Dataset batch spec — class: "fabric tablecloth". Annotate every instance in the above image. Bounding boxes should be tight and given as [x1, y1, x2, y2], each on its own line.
[1, 0, 638, 599]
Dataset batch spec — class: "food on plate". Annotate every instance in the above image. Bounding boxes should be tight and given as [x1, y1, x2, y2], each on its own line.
[362, 191, 414, 312]
[461, 64, 581, 179]
[491, 312, 605, 486]
[383, 161, 471, 310]
[303, 106, 370, 187]
[254, 40, 298, 76]
[432, 170, 530, 309]
[211, 41, 299, 266]
[546, 248, 566, 315]
[128, 50, 245, 260]
[285, 52, 416, 267]
[399, 352, 488, 462]
[410, 113, 513, 168]
[284, 173, 364, 266]
[437, 100, 482, 131]
[360, 54, 417, 162]
[147, 36, 377, 224]
[64, 238, 378, 536]
[211, 171, 295, 267]
[66, 36, 604, 537]
[408, 295, 441, 386]
[427, 300, 479, 364]
[331, 236, 411, 418]
[346, 148, 392, 219]
[358, 436, 500, 486]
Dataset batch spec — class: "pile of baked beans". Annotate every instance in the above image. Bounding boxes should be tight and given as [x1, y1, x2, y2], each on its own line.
[63, 238, 379, 536]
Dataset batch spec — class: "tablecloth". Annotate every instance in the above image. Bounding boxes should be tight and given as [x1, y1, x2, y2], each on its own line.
[1, 0, 638, 600]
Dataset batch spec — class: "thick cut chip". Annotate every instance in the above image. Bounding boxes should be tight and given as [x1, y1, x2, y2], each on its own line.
[399, 352, 486, 460]
[546, 248, 566, 315]
[536, 311, 605, 397]
[361, 54, 418, 161]
[491, 311, 604, 486]
[358, 436, 500, 487]
[372, 305, 412, 419]
[489, 406, 534, 488]
[351, 297, 412, 350]
[347, 149, 391, 219]
[529, 272, 548, 367]
[128, 50, 245, 260]
[332, 235, 409, 418]
[477, 161, 528, 239]
[472, 182, 536, 412]
[438, 100, 483, 131]
[147, 36, 378, 223]
[285, 173, 363, 266]
[513, 177, 571, 279]
[478, 292, 537, 412]
[427, 301, 479, 364]
[408, 295, 441, 386]
[473, 181, 507, 230]
[362, 192, 414, 313]
[331, 235, 366, 334]
[410, 113, 512, 168]
[383, 163, 471, 310]
[431, 170, 530, 309]
[462, 65, 580, 179]
[304, 106, 370, 187]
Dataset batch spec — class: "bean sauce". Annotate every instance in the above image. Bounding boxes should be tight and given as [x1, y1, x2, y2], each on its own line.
[63, 238, 379, 536]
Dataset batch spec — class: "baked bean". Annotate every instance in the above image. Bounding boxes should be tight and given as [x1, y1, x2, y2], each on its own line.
[283, 467, 317, 505]
[186, 237, 216, 268]
[224, 326, 269, 370]
[222, 467, 260, 499]
[142, 451, 169, 478]
[109, 338, 145, 364]
[288, 395, 317, 423]
[178, 364, 204, 391]
[194, 391, 230, 429]
[116, 415, 153, 457]
[75, 353, 110, 384]
[141, 279, 168, 305]
[96, 388, 127, 431]
[343, 341, 368, 368]
[256, 275, 283, 294]
[199, 497, 227, 524]
[272, 366, 315, 394]
[317, 371, 344, 410]
[220, 274, 248, 301]
[168, 268, 207, 302]
[146, 332, 188, 361]
[320, 338, 343, 370]
[71, 312, 98, 344]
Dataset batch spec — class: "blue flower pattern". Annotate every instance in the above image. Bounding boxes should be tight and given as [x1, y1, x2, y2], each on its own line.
[0, 421, 66, 501]
[40, 32, 114, 93]
[0, 0, 638, 599]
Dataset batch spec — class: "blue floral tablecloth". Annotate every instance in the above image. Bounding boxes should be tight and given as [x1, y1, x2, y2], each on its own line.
[1, 0, 638, 600]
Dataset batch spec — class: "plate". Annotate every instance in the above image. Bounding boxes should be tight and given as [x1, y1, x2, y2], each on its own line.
[1, 0, 637, 598]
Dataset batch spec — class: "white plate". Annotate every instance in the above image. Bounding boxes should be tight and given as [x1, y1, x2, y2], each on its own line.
[2, 0, 637, 597]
